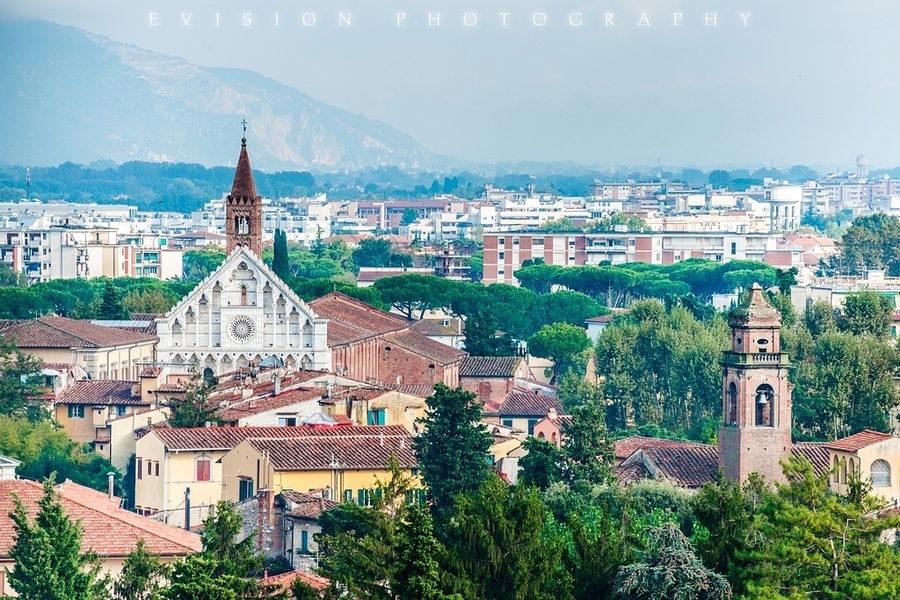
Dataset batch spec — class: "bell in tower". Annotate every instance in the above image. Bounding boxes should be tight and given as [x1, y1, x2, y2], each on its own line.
[719, 283, 793, 484]
[225, 127, 263, 257]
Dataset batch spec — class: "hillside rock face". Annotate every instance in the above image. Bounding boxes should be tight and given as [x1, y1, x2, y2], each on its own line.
[0, 19, 434, 170]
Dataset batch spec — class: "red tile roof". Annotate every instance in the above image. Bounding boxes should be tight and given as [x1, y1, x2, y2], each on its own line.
[0, 479, 201, 558]
[218, 389, 324, 423]
[382, 383, 434, 398]
[0, 316, 156, 348]
[824, 430, 894, 452]
[499, 389, 563, 417]
[460, 356, 521, 378]
[56, 380, 144, 406]
[639, 444, 719, 488]
[614, 436, 699, 460]
[150, 425, 407, 452]
[279, 491, 340, 520]
[140, 366, 163, 377]
[263, 570, 329, 592]
[245, 427, 417, 470]
[409, 318, 464, 337]
[792, 442, 831, 477]
[388, 331, 466, 366]
[309, 293, 409, 346]
[613, 460, 652, 487]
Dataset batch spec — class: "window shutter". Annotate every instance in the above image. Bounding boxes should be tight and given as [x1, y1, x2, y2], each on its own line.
[197, 459, 211, 482]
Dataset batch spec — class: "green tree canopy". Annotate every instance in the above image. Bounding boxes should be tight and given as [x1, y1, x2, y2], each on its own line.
[527, 323, 591, 383]
[413, 384, 493, 516]
[7, 475, 107, 600]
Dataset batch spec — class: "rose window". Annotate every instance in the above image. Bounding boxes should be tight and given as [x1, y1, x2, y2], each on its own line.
[228, 315, 255, 344]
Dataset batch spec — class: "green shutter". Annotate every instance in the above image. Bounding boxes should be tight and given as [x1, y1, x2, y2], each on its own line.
[358, 489, 365, 506]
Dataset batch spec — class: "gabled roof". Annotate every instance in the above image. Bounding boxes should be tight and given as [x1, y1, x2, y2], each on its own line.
[263, 570, 329, 592]
[460, 356, 521, 378]
[0, 479, 201, 558]
[498, 389, 563, 417]
[279, 491, 340, 520]
[614, 440, 719, 489]
[792, 442, 831, 477]
[0, 316, 157, 348]
[149, 425, 401, 452]
[388, 331, 467, 366]
[309, 292, 409, 345]
[824, 430, 894, 452]
[408, 318, 463, 337]
[245, 427, 416, 470]
[614, 436, 699, 460]
[159, 246, 320, 327]
[56, 380, 144, 406]
[217, 388, 324, 423]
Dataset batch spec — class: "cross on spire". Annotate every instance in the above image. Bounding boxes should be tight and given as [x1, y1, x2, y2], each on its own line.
[241, 119, 248, 147]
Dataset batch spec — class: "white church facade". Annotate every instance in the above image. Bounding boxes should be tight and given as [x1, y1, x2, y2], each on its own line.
[155, 136, 331, 375]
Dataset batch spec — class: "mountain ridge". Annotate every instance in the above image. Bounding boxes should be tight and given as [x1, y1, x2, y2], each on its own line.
[0, 19, 439, 170]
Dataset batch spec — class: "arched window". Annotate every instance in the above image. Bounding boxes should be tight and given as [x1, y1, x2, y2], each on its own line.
[871, 459, 890, 487]
[726, 383, 738, 426]
[832, 455, 840, 484]
[754, 385, 774, 427]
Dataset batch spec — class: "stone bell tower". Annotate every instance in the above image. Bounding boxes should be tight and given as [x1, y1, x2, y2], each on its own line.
[225, 133, 263, 257]
[719, 283, 792, 484]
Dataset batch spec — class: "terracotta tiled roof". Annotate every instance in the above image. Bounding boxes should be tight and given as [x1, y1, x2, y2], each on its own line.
[613, 460, 652, 487]
[792, 442, 831, 477]
[460, 356, 521, 378]
[280, 491, 339, 520]
[150, 425, 405, 452]
[218, 388, 324, 423]
[309, 293, 409, 345]
[585, 315, 614, 323]
[42, 362, 77, 372]
[0, 479, 201, 558]
[140, 366, 163, 377]
[56, 380, 143, 406]
[0, 316, 157, 348]
[498, 389, 563, 417]
[388, 331, 467, 366]
[245, 427, 416, 470]
[408, 318, 464, 337]
[382, 383, 434, 398]
[640, 445, 719, 488]
[824, 430, 894, 452]
[263, 570, 329, 591]
[614, 436, 699, 460]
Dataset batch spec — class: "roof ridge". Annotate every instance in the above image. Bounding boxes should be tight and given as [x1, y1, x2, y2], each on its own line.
[38, 316, 94, 346]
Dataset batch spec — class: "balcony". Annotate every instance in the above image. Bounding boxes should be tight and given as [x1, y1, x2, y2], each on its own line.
[721, 351, 789, 366]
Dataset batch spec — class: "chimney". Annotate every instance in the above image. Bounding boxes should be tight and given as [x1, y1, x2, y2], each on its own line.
[107, 472, 116, 501]
[274, 375, 281, 396]
[548, 407, 557, 420]
[204, 421, 212, 428]
[380, 431, 384, 447]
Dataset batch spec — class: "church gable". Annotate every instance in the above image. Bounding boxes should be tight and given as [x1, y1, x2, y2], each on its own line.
[156, 247, 330, 373]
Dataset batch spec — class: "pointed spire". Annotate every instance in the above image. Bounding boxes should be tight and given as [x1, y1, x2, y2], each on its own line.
[230, 142, 258, 199]
[729, 282, 781, 326]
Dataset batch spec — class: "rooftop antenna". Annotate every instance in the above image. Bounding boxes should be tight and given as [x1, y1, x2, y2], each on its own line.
[25, 167, 30, 200]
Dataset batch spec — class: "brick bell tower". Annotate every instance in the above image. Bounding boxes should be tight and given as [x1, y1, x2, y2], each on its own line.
[719, 283, 792, 484]
[226, 132, 263, 257]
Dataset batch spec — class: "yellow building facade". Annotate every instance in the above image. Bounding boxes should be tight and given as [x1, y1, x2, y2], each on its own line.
[221, 425, 419, 505]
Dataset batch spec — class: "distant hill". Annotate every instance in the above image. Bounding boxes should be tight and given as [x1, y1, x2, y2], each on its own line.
[0, 19, 437, 170]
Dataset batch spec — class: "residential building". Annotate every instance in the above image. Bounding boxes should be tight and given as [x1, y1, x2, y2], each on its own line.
[459, 356, 530, 414]
[0, 479, 201, 595]
[135, 425, 355, 527]
[825, 430, 900, 504]
[220, 425, 418, 505]
[52, 380, 152, 459]
[319, 387, 428, 433]
[0, 316, 157, 380]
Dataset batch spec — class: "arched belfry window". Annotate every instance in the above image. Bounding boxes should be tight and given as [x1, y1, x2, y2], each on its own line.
[240, 285, 248, 306]
[871, 459, 891, 487]
[726, 382, 738, 426]
[754, 384, 774, 427]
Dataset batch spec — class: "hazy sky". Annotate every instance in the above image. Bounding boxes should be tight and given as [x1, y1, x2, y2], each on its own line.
[3, 0, 898, 170]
